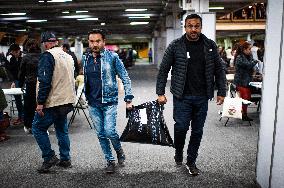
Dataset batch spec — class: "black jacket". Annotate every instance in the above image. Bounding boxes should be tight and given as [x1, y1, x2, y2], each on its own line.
[18, 53, 40, 87]
[5, 54, 21, 81]
[156, 34, 227, 99]
[233, 54, 258, 87]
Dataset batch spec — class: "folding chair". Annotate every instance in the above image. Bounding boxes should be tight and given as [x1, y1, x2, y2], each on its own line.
[68, 86, 92, 128]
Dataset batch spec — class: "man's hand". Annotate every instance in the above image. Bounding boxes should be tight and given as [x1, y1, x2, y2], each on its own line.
[157, 95, 167, 104]
[36, 104, 44, 117]
[216, 96, 225, 105]
[126, 102, 133, 110]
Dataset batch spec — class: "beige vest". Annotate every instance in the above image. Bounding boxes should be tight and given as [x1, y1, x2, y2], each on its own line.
[44, 47, 76, 108]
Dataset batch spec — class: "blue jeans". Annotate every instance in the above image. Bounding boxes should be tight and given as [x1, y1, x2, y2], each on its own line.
[32, 108, 70, 162]
[173, 95, 208, 165]
[89, 104, 121, 161]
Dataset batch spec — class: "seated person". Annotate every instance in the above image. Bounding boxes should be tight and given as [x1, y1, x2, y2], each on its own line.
[0, 88, 10, 142]
[75, 70, 87, 108]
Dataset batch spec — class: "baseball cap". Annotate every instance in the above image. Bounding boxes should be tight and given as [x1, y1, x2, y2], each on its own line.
[41, 31, 57, 43]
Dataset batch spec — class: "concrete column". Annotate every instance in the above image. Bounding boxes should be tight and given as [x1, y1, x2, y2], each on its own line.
[256, 0, 284, 188]
[165, 12, 183, 47]
[74, 38, 83, 61]
[154, 30, 166, 69]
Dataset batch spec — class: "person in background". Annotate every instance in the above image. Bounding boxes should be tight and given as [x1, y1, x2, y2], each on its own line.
[32, 31, 76, 173]
[218, 45, 228, 67]
[62, 43, 80, 78]
[148, 48, 153, 63]
[0, 87, 10, 142]
[18, 39, 41, 134]
[225, 46, 233, 63]
[75, 69, 87, 107]
[83, 29, 133, 173]
[5, 44, 24, 125]
[156, 14, 226, 176]
[251, 42, 259, 61]
[233, 41, 259, 121]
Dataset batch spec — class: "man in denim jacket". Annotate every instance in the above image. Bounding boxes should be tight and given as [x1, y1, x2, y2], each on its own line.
[83, 29, 134, 173]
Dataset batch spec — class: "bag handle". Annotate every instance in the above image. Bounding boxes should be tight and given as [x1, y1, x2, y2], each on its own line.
[227, 83, 232, 97]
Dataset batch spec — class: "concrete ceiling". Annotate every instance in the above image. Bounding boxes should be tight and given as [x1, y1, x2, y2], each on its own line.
[0, 0, 266, 42]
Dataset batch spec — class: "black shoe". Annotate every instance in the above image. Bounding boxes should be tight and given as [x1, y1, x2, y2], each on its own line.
[174, 154, 183, 166]
[185, 163, 200, 176]
[105, 161, 115, 174]
[174, 150, 183, 166]
[37, 155, 59, 173]
[57, 160, 72, 168]
[242, 115, 253, 121]
[116, 149, 126, 165]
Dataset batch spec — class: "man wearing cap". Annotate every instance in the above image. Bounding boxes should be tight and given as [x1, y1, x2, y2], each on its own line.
[32, 31, 76, 173]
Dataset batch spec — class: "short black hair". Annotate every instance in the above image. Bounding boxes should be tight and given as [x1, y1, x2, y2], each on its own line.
[25, 39, 41, 53]
[62, 43, 70, 50]
[88, 29, 106, 40]
[184, 14, 202, 27]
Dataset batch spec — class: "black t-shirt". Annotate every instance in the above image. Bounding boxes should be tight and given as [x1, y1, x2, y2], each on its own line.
[184, 36, 207, 96]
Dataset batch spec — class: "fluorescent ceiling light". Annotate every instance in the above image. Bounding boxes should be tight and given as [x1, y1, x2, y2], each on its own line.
[101, 22, 105, 25]
[130, 22, 149, 25]
[61, 15, 90, 19]
[57, 37, 64, 40]
[125, 14, 152, 17]
[1, 13, 26, 16]
[125, 9, 147, 12]
[16, 29, 27, 32]
[1, 17, 29, 21]
[129, 16, 150, 19]
[62, 11, 69, 14]
[26, 19, 47, 22]
[77, 17, 98, 21]
[76, 10, 88, 13]
[47, 0, 72, 2]
[209, 7, 224, 10]
[39, 1, 44, 2]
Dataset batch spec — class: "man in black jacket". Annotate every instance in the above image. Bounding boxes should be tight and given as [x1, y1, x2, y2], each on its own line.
[156, 14, 226, 176]
[6, 44, 24, 125]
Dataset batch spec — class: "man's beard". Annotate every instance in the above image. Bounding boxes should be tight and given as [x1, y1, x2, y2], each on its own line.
[91, 47, 100, 53]
[187, 32, 200, 41]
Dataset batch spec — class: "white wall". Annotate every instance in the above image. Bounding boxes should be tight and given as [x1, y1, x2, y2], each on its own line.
[256, 0, 284, 187]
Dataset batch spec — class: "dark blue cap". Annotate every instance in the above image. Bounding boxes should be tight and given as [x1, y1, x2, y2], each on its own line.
[41, 31, 57, 43]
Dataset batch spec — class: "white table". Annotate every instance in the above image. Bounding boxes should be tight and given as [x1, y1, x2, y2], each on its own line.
[249, 82, 262, 89]
[2, 88, 23, 95]
[2, 88, 24, 116]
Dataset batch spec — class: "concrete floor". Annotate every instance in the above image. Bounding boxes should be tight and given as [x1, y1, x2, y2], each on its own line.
[0, 60, 260, 188]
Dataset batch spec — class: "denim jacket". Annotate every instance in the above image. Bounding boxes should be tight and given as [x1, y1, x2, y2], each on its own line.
[82, 49, 134, 104]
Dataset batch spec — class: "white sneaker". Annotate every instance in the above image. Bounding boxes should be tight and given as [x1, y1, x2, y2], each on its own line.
[24, 126, 32, 134]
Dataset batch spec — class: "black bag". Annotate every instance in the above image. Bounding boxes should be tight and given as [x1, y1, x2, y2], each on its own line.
[120, 101, 174, 147]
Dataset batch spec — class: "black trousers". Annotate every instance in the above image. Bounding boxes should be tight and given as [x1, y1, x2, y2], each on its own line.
[23, 83, 36, 128]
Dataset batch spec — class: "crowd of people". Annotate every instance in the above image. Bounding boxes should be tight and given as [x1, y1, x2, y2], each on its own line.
[0, 13, 264, 177]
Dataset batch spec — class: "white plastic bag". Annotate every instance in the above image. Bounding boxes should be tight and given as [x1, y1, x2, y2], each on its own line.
[222, 84, 243, 119]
